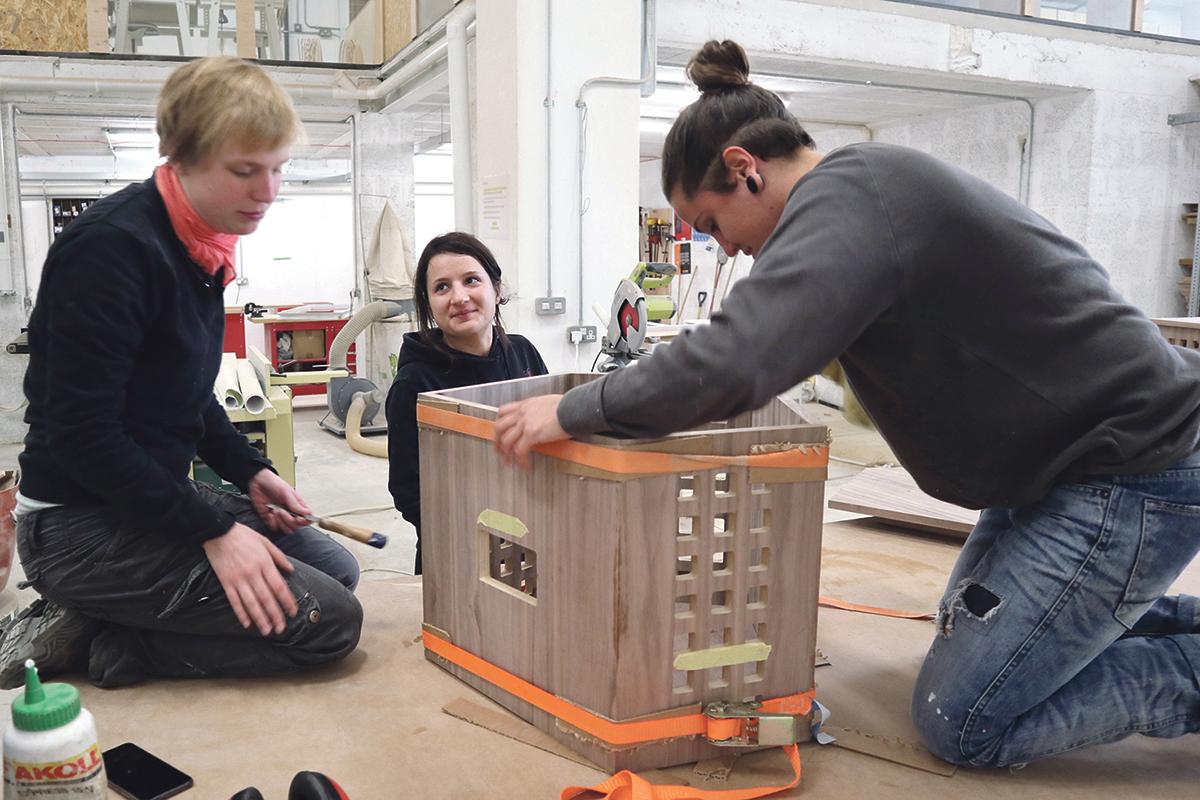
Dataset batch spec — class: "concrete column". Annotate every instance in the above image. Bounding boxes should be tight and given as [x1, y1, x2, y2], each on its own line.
[354, 110, 416, 390]
[0, 103, 30, 444]
[475, 0, 642, 372]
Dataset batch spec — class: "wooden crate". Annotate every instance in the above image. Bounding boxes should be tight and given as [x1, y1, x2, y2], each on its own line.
[418, 373, 828, 772]
[1152, 317, 1200, 350]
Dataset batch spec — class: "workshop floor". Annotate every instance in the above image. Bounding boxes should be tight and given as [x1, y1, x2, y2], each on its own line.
[0, 400, 1197, 798]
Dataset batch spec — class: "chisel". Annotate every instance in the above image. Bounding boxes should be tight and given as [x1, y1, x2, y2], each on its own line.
[266, 504, 389, 549]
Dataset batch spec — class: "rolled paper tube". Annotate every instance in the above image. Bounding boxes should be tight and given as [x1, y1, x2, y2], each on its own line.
[216, 353, 243, 410]
[235, 360, 268, 415]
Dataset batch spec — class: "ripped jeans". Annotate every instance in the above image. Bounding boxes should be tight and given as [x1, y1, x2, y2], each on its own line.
[911, 452, 1200, 767]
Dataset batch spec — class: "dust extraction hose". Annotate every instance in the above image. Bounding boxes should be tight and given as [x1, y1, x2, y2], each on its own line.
[347, 391, 388, 458]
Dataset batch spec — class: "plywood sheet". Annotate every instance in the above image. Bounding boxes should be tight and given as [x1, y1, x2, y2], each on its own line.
[383, 0, 414, 61]
[0, 0, 87, 52]
[828, 466, 979, 537]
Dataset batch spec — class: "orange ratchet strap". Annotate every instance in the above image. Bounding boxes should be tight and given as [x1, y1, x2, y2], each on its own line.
[423, 628, 813, 746]
[422, 629, 809, 800]
[818, 595, 935, 621]
[416, 404, 828, 476]
[560, 745, 803, 800]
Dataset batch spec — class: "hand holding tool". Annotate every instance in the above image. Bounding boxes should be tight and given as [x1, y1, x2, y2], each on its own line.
[267, 504, 389, 549]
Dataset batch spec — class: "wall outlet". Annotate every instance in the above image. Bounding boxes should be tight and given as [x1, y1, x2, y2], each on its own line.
[567, 325, 597, 344]
[535, 296, 567, 315]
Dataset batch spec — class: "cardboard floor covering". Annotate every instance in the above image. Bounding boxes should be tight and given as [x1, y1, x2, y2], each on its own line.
[0, 517, 1196, 798]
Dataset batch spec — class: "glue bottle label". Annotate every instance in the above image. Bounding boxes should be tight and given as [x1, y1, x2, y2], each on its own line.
[2, 744, 106, 798]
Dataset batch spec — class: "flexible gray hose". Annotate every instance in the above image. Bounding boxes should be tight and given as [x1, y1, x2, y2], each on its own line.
[329, 300, 406, 371]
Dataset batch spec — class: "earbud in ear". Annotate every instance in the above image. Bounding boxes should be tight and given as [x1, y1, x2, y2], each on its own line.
[746, 174, 761, 194]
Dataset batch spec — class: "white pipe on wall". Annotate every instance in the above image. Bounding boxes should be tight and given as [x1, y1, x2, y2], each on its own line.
[446, 0, 476, 233]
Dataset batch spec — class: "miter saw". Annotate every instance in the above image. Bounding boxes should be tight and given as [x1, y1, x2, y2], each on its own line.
[596, 262, 678, 372]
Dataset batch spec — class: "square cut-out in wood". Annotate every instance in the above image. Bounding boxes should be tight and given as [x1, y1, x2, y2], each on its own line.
[714, 512, 735, 537]
[678, 474, 696, 500]
[676, 555, 695, 576]
[711, 589, 730, 613]
[714, 471, 731, 494]
[486, 533, 537, 598]
[751, 482, 771, 495]
[708, 665, 730, 689]
[751, 507, 773, 532]
[749, 546, 770, 569]
[678, 515, 697, 540]
[747, 585, 769, 608]
[712, 549, 733, 574]
[675, 594, 695, 619]
[743, 659, 765, 683]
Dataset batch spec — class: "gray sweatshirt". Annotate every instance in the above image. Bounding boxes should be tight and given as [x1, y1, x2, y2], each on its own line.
[558, 143, 1200, 510]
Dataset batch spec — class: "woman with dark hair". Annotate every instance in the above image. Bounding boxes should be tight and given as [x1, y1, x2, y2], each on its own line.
[497, 41, 1200, 767]
[386, 232, 547, 574]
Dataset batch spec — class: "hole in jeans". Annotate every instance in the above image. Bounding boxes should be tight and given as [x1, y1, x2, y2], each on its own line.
[963, 582, 1000, 618]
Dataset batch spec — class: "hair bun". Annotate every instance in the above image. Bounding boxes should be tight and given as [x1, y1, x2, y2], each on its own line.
[686, 40, 751, 92]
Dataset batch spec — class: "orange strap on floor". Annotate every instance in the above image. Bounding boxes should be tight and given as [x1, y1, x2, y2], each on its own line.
[423, 628, 813, 746]
[417, 404, 828, 477]
[559, 743, 803, 800]
[818, 594, 935, 621]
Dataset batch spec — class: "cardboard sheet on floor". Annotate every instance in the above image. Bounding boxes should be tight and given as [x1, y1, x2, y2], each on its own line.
[1, 516, 1195, 799]
[829, 466, 980, 536]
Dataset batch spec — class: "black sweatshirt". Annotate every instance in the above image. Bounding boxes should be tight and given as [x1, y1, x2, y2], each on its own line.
[560, 143, 1200, 510]
[19, 176, 272, 542]
[386, 330, 547, 537]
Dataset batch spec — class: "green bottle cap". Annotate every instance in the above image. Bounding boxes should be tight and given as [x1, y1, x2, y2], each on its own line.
[11, 660, 81, 732]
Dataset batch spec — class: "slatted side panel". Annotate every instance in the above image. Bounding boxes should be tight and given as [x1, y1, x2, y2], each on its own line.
[671, 467, 774, 703]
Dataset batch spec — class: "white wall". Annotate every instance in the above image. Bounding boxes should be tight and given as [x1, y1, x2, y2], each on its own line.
[228, 194, 356, 308]
[871, 101, 1028, 201]
[413, 150, 456, 259]
[477, 0, 642, 374]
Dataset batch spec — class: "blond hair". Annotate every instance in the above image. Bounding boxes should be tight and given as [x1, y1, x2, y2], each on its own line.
[156, 56, 302, 166]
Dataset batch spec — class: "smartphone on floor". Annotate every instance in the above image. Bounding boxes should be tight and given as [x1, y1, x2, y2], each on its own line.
[103, 742, 193, 800]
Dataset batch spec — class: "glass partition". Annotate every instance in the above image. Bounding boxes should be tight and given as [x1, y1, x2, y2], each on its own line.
[888, 0, 1198, 41]
[0, 1, 430, 66]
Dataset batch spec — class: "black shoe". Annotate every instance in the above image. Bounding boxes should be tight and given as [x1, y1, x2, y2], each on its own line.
[289, 771, 349, 800]
[0, 598, 99, 689]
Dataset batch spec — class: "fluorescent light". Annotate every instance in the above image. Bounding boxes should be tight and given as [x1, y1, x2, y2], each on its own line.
[104, 128, 159, 152]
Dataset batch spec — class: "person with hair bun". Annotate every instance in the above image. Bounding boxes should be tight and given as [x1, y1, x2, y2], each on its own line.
[497, 39, 1200, 767]
[386, 232, 547, 575]
[1, 56, 363, 688]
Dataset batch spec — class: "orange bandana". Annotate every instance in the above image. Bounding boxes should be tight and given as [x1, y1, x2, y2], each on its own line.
[154, 163, 238, 286]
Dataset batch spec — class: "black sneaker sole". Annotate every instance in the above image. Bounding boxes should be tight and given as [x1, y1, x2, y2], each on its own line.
[0, 599, 98, 689]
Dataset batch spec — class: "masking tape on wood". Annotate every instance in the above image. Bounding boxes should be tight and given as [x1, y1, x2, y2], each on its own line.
[673, 641, 772, 672]
[477, 509, 528, 539]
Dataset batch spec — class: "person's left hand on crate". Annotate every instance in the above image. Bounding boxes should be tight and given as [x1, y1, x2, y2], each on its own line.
[495, 394, 568, 469]
[248, 469, 314, 534]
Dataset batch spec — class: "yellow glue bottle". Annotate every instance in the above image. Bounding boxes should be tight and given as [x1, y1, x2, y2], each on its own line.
[2, 659, 105, 798]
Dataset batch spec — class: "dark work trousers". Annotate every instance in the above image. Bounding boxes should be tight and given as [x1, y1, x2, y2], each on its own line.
[15, 481, 363, 688]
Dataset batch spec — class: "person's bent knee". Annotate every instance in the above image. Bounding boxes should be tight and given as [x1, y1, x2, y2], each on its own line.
[911, 682, 1015, 768]
[330, 550, 361, 592]
[285, 584, 363, 666]
[910, 682, 971, 765]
